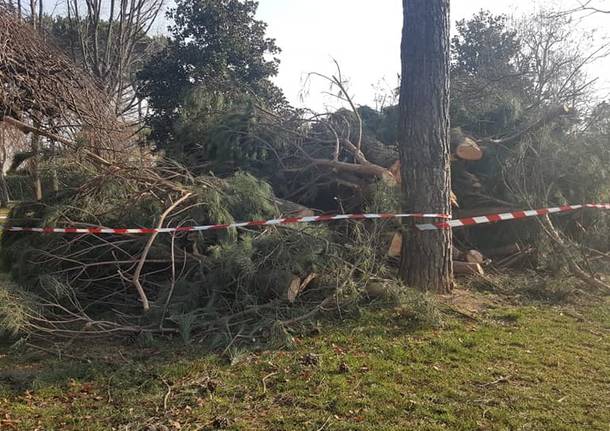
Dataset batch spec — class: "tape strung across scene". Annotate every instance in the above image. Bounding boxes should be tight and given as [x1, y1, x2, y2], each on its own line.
[2, 212, 450, 235]
[415, 204, 610, 231]
[1, 204, 608, 235]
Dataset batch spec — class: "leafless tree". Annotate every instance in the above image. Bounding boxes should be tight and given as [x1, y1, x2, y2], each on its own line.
[64, 0, 165, 117]
[556, 0, 610, 16]
[0, 123, 28, 205]
[516, 11, 610, 111]
[1, 0, 39, 22]
[29, 0, 43, 27]
[0, 6, 144, 200]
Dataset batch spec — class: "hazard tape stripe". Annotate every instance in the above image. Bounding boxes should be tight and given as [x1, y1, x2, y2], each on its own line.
[3, 212, 450, 235]
[4, 204, 608, 235]
[415, 204, 610, 231]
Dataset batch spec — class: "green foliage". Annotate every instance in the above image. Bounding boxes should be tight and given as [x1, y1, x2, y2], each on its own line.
[171, 312, 198, 345]
[443, 9, 609, 257]
[500, 109, 609, 216]
[1, 165, 350, 344]
[365, 180, 401, 214]
[358, 105, 400, 144]
[4, 175, 36, 201]
[204, 103, 273, 163]
[202, 224, 334, 306]
[0, 274, 32, 337]
[451, 11, 526, 136]
[452, 11, 521, 78]
[224, 172, 277, 218]
[138, 0, 286, 151]
[1, 169, 279, 296]
[4, 167, 92, 202]
[186, 172, 278, 231]
[171, 95, 293, 174]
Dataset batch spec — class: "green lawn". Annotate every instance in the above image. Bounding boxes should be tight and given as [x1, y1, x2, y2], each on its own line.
[1, 287, 610, 430]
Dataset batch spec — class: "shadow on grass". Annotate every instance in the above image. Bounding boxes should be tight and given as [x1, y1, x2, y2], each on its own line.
[0, 293, 441, 397]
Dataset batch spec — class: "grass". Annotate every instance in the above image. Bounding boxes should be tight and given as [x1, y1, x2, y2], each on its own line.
[1, 286, 610, 430]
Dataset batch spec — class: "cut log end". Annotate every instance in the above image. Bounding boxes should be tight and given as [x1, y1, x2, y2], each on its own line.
[465, 250, 485, 265]
[454, 248, 485, 265]
[388, 160, 402, 185]
[287, 273, 317, 303]
[455, 138, 484, 161]
[451, 191, 459, 208]
[453, 261, 485, 276]
[388, 232, 402, 258]
[273, 198, 314, 217]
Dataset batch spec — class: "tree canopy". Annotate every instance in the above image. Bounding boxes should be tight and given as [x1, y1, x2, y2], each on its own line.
[137, 0, 286, 153]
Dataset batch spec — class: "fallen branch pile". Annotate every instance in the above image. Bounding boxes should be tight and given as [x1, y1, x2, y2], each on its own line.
[0, 7, 608, 346]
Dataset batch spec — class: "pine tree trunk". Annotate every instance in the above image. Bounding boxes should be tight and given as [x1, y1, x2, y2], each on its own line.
[398, 0, 453, 293]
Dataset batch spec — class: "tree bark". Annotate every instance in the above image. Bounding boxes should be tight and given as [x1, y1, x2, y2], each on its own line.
[0, 174, 9, 207]
[29, 0, 36, 27]
[398, 0, 453, 292]
[31, 118, 42, 201]
[0, 125, 10, 207]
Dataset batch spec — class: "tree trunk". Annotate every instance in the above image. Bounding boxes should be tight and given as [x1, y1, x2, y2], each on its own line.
[29, 0, 36, 27]
[398, 0, 453, 292]
[37, 0, 43, 29]
[31, 119, 42, 201]
[0, 125, 9, 207]
[0, 174, 10, 207]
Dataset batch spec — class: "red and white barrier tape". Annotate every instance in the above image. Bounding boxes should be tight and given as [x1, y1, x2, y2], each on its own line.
[3, 212, 449, 235]
[415, 204, 610, 231]
[2, 204, 608, 235]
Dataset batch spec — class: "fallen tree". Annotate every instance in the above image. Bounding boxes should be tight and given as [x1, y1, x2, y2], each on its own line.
[0, 8, 355, 343]
[0, 6, 608, 346]
[1, 155, 413, 345]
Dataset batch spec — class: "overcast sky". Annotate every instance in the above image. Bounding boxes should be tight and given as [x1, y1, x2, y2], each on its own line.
[253, 0, 610, 111]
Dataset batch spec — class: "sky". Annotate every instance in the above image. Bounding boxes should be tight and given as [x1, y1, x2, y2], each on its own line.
[252, 0, 610, 111]
[45, 0, 610, 111]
